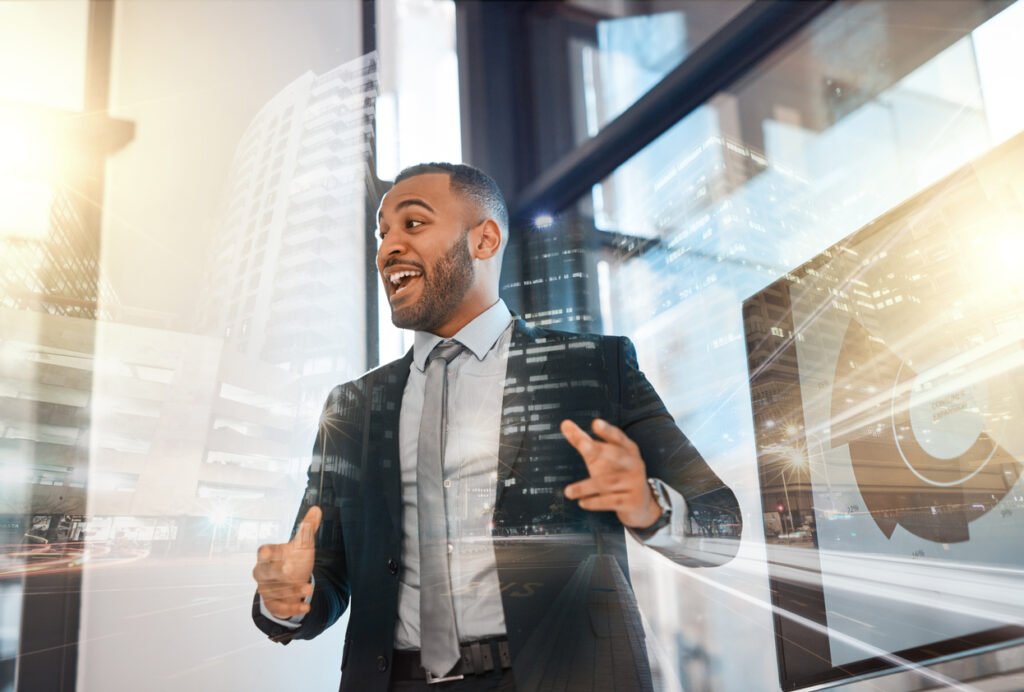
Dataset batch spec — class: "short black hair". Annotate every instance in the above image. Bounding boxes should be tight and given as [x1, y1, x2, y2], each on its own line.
[394, 162, 509, 236]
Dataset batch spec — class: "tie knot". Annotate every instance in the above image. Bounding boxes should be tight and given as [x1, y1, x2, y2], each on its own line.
[428, 340, 465, 365]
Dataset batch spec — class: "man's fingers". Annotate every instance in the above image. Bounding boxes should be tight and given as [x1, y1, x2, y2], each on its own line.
[254, 541, 311, 583]
[305, 505, 323, 531]
[566, 474, 633, 499]
[264, 598, 312, 619]
[259, 579, 311, 601]
[591, 418, 638, 453]
[563, 419, 640, 464]
[293, 505, 322, 549]
[257, 543, 283, 564]
[560, 419, 598, 460]
[577, 492, 631, 512]
[253, 556, 290, 585]
[564, 478, 598, 500]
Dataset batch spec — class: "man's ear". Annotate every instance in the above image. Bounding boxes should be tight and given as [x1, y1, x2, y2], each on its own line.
[471, 219, 503, 260]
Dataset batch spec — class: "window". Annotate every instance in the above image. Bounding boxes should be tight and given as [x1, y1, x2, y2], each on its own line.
[528, 1, 1024, 689]
[569, 1, 749, 140]
[374, 0, 462, 181]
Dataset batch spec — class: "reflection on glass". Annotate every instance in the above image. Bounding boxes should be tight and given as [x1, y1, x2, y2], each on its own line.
[555, 1, 1024, 689]
[1, 4, 91, 688]
[592, 0, 1023, 447]
[748, 131, 1024, 683]
[3, 2, 373, 688]
[570, 0, 749, 140]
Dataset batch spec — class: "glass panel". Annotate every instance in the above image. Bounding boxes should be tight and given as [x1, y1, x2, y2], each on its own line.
[0, 4, 90, 689]
[549, 1, 1024, 689]
[568, 0, 750, 141]
[2, 2, 373, 689]
[374, 0, 462, 182]
[374, 0, 461, 362]
[747, 133, 1024, 685]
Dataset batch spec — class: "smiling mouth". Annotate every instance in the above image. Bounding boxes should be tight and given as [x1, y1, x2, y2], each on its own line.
[386, 268, 424, 300]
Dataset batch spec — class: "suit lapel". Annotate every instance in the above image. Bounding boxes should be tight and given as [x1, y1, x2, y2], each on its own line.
[369, 350, 413, 535]
[495, 319, 549, 507]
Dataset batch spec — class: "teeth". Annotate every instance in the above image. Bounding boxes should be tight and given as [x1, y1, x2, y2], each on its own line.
[388, 270, 422, 285]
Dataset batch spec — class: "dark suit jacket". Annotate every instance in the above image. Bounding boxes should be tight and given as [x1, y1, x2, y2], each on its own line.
[252, 319, 741, 691]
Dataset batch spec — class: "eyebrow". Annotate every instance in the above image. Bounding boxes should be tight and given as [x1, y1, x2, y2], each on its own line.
[378, 198, 435, 223]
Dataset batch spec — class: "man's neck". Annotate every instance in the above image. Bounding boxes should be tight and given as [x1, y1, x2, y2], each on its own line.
[430, 297, 500, 338]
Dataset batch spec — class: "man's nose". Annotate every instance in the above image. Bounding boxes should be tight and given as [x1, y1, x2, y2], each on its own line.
[377, 233, 406, 267]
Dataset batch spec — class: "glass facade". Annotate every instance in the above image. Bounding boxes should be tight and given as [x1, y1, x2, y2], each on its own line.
[2, 2, 371, 691]
[540, 1, 1024, 689]
[0, 6, 91, 690]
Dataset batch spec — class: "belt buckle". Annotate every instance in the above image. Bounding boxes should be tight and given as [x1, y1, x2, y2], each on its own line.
[424, 670, 465, 685]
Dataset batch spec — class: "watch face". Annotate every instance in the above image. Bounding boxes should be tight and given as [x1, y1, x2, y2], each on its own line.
[649, 480, 671, 514]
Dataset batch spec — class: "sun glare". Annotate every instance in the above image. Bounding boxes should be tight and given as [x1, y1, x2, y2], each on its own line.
[969, 217, 1024, 298]
[991, 221, 1024, 278]
[0, 107, 59, 239]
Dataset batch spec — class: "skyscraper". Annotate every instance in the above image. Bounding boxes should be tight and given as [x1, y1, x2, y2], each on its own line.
[199, 53, 378, 414]
[1, 188, 120, 319]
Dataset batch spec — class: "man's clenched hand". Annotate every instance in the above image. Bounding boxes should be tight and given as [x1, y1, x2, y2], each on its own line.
[252, 505, 321, 620]
[561, 419, 661, 530]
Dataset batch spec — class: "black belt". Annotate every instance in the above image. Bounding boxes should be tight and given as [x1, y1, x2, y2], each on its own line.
[392, 638, 512, 684]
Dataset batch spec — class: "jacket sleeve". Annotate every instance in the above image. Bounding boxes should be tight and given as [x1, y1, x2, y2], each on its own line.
[252, 384, 355, 643]
[613, 336, 742, 566]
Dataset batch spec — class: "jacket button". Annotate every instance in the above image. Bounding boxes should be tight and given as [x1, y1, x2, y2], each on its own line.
[387, 559, 399, 575]
[376, 655, 388, 672]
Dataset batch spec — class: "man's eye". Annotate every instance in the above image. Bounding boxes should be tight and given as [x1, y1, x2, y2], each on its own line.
[406, 219, 424, 229]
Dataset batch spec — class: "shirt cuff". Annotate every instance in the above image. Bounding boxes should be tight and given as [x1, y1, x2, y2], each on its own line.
[258, 575, 315, 629]
[627, 478, 687, 546]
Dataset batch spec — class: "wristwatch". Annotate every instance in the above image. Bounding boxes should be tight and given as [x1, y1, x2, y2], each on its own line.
[644, 478, 672, 533]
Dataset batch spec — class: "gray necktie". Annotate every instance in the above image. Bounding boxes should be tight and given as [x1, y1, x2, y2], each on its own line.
[418, 340, 465, 677]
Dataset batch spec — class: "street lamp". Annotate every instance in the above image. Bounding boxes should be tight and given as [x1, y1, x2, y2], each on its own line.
[780, 446, 809, 535]
[780, 468, 795, 533]
[208, 507, 232, 557]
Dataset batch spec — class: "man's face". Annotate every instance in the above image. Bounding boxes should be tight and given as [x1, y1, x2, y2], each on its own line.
[376, 173, 476, 332]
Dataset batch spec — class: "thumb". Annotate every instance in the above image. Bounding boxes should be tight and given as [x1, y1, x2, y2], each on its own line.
[294, 505, 322, 549]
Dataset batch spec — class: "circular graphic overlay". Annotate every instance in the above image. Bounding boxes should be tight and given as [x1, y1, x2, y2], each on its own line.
[907, 368, 986, 460]
[893, 362, 998, 487]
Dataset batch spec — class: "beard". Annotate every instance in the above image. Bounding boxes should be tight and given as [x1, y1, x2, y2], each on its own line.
[389, 229, 475, 332]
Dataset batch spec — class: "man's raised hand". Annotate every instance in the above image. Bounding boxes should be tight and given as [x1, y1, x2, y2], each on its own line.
[561, 419, 661, 530]
[252, 505, 321, 620]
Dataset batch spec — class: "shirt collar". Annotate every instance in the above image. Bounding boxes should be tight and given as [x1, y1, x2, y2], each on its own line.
[412, 299, 513, 372]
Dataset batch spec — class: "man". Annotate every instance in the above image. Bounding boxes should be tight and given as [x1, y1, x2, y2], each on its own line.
[252, 163, 741, 691]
